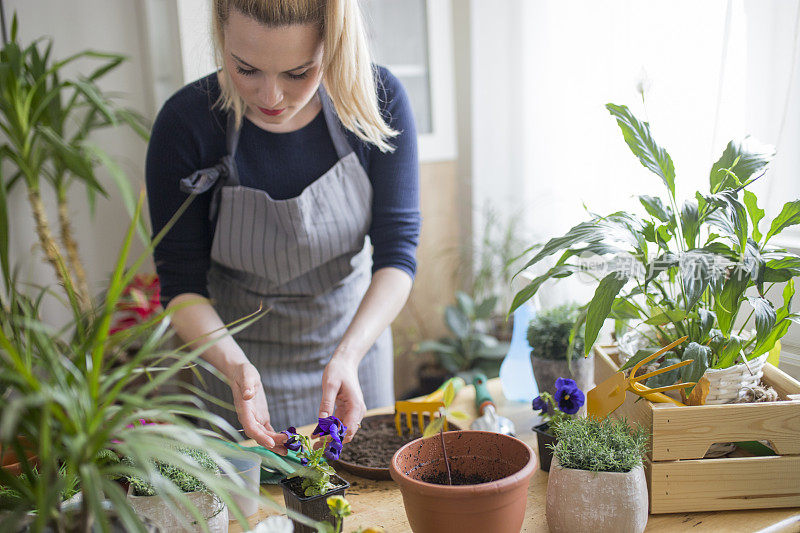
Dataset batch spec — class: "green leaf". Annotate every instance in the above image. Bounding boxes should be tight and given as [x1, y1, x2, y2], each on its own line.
[698, 308, 716, 341]
[619, 347, 665, 372]
[709, 137, 775, 193]
[681, 199, 700, 248]
[455, 291, 475, 318]
[444, 305, 470, 338]
[423, 417, 444, 439]
[584, 273, 629, 354]
[606, 103, 676, 196]
[713, 270, 749, 336]
[509, 264, 580, 314]
[751, 279, 795, 357]
[474, 295, 498, 319]
[515, 220, 606, 274]
[609, 298, 641, 320]
[764, 200, 800, 245]
[443, 381, 455, 406]
[647, 356, 681, 388]
[742, 189, 765, 243]
[644, 308, 687, 326]
[681, 342, 711, 393]
[415, 340, 458, 356]
[715, 336, 743, 369]
[67, 78, 117, 125]
[639, 195, 671, 222]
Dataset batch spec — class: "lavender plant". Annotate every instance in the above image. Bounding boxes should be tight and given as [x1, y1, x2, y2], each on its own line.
[532, 378, 586, 428]
[282, 416, 347, 497]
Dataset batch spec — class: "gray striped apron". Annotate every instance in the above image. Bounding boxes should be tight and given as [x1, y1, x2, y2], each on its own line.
[180, 87, 394, 432]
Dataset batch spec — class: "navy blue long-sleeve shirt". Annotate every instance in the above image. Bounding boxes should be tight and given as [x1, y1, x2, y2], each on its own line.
[146, 66, 420, 303]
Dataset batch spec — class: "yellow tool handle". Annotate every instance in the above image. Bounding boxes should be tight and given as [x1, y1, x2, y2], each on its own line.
[631, 335, 688, 375]
[421, 377, 466, 403]
[630, 382, 687, 406]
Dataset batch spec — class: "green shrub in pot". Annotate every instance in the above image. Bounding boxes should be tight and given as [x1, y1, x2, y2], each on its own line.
[510, 102, 799, 402]
[527, 304, 592, 396]
[546, 416, 649, 533]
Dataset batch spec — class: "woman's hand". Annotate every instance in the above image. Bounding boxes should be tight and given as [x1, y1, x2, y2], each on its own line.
[228, 362, 288, 453]
[318, 357, 366, 443]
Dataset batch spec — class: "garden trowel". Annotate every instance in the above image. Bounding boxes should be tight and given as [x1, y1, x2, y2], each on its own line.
[470, 373, 515, 436]
[587, 336, 696, 419]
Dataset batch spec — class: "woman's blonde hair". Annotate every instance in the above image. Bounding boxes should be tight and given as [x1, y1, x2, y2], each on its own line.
[212, 0, 398, 152]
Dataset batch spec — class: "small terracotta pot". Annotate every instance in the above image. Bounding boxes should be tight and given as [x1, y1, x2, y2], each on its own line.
[546, 457, 648, 533]
[280, 474, 349, 533]
[390, 430, 536, 533]
[532, 423, 557, 472]
[0, 437, 38, 476]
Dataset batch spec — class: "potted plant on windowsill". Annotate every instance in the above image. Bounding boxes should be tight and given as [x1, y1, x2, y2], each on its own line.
[531, 377, 585, 471]
[510, 102, 800, 405]
[279, 417, 351, 533]
[546, 416, 649, 533]
[527, 303, 592, 395]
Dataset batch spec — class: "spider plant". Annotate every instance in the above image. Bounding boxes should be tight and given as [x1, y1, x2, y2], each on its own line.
[0, 194, 312, 532]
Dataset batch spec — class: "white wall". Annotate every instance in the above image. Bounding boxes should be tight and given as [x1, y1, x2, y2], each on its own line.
[4, 0, 154, 321]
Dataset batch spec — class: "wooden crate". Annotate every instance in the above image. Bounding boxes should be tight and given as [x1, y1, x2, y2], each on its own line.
[594, 345, 800, 514]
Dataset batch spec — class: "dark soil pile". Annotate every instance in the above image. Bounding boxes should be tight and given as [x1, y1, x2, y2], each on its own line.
[338, 415, 423, 469]
[419, 470, 493, 485]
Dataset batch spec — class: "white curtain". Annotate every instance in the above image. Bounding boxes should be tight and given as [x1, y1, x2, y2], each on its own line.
[469, 0, 799, 303]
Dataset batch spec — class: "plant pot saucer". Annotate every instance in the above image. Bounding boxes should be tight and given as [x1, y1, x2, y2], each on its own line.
[330, 413, 462, 481]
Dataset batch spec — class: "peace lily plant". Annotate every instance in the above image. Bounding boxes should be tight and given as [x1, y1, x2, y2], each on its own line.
[511, 103, 799, 396]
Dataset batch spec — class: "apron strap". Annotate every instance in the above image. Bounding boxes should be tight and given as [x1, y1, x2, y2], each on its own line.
[178, 113, 241, 221]
[319, 85, 354, 160]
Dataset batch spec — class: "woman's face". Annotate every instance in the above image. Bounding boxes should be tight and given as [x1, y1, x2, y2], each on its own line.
[223, 10, 324, 131]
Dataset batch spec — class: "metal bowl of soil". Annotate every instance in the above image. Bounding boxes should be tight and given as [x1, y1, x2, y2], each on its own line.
[332, 413, 461, 480]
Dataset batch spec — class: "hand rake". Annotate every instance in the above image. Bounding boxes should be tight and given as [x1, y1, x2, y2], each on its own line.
[587, 336, 696, 419]
[394, 377, 465, 436]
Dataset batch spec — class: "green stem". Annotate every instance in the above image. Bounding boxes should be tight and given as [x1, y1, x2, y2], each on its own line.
[439, 427, 452, 485]
[737, 309, 755, 337]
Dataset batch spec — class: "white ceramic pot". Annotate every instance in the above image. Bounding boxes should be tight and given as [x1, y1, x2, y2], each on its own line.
[546, 457, 648, 533]
[127, 485, 228, 532]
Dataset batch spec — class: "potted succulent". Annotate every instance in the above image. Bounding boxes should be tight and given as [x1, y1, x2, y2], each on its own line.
[531, 377, 586, 471]
[280, 417, 351, 533]
[510, 102, 800, 404]
[546, 416, 649, 533]
[416, 291, 510, 387]
[527, 303, 592, 395]
[125, 446, 228, 532]
[390, 382, 537, 533]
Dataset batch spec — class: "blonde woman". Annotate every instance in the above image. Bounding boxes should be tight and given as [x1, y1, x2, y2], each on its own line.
[145, 0, 419, 452]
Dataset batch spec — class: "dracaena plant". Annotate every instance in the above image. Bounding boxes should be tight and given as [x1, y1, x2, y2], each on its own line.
[0, 13, 149, 311]
[510, 103, 800, 385]
[0, 194, 306, 533]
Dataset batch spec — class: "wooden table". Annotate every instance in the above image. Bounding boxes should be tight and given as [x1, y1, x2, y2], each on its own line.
[230, 380, 800, 532]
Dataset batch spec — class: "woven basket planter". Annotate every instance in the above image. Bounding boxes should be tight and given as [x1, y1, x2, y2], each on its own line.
[703, 353, 768, 404]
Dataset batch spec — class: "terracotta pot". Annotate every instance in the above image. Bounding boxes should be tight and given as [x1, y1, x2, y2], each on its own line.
[530, 352, 594, 397]
[0, 437, 38, 476]
[280, 474, 349, 533]
[546, 457, 648, 533]
[390, 430, 536, 533]
[532, 423, 557, 472]
[126, 485, 228, 532]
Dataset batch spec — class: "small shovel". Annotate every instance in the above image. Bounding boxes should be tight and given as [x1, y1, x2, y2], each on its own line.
[587, 336, 696, 419]
[470, 373, 515, 436]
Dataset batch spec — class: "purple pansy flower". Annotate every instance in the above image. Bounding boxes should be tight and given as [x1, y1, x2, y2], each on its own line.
[555, 377, 585, 415]
[324, 439, 343, 461]
[531, 395, 549, 413]
[300, 457, 309, 466]
[313, 415, 347, 442]
[281, 427, 302, 452]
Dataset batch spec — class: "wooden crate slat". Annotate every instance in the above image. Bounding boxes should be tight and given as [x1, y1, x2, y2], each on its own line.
[763, 363, 800, 400]
[651, 402, 800, 460]
[649, 456, 800, 514]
